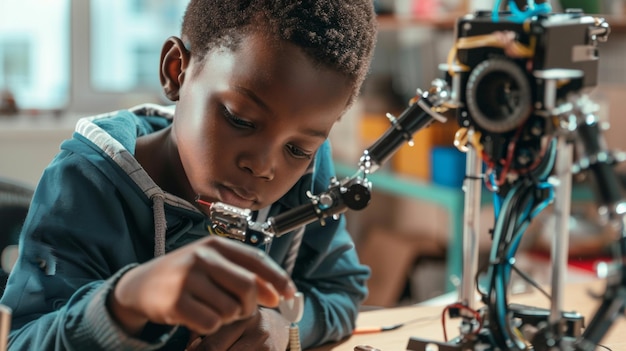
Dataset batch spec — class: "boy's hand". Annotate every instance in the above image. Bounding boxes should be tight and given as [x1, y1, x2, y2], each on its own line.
[107, 236, 296, 336]
[186, 308, 290, 351]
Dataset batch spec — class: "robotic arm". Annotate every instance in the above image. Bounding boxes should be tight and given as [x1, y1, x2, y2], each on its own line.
[201, 80, 450, 247]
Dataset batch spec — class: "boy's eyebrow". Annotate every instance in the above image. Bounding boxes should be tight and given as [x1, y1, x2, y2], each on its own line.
[232, 85, 328, 139]
[300, 126, 328, 139]
[233, 85, 271, 114]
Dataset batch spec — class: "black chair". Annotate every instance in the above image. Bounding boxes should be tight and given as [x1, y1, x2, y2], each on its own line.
[0, 177, 34, 291]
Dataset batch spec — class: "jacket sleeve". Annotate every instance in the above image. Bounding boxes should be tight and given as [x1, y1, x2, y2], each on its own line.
[293, 141, 371, 349]
[0, 149, 176, 351]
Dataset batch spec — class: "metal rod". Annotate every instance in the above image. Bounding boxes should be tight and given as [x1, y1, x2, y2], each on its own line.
[550, 136, 573, 325]
[459, 129, 482, 310]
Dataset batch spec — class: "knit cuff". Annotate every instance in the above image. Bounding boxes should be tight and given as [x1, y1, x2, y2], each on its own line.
[81, 264, 178, 350]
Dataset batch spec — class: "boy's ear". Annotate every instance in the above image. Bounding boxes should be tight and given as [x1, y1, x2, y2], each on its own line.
[159, 36, 191, 101]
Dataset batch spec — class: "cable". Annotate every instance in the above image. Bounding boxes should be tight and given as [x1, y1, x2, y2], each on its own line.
[352, 315, 440, 335]
[484, 166, 555, 350]
[510, 263, 551, 299]
[441, 303, 483, 342]
[495, 183, 553, 349]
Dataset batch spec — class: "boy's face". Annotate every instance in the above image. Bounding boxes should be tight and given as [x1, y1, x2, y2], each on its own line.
[169, 33, 352, 211]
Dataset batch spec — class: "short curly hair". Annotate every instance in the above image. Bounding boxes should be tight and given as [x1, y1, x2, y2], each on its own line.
[181, 0, 377, 106]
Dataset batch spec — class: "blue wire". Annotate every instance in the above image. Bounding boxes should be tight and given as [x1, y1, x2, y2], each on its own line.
[488, 138, 558, 348]
[491, 172, 502, 218]
[492, 0, 503, 21]
[496, 264, 517, 347]
[531, 182, 555, 219]
[503, 205, 532, 282]
[496, 182, 545, 335]
[493, 194, 502, 219]
[494, 0, 553, 23]
[506, 221, 531, 267]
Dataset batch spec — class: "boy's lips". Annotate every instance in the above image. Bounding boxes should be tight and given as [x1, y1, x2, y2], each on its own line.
[217, 185, 257, 208]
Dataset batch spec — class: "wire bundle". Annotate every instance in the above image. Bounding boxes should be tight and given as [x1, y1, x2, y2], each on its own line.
[480, 138, 557, 350]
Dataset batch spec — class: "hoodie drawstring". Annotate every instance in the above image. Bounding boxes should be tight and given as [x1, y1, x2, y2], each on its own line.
[283, 226, 304, 276]
[151, 193, 166, 257]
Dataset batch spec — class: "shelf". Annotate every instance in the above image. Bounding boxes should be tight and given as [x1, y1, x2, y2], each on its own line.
[376, 13, 626, 33]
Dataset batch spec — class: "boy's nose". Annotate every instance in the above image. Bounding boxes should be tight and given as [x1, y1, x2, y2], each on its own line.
[238, 151, 275, 181]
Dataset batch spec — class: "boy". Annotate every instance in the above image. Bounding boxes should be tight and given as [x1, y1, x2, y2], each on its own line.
[0, 0, 378, 350]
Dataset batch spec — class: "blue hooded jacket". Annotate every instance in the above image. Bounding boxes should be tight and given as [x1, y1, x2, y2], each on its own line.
[0, 104, 370, 350]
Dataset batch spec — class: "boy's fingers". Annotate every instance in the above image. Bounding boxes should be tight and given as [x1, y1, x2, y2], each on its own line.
[186, 271, 243, 322]
[254, 276, 281, 307]
[176, 295, 224, 335]
[194, 246, 261, 317]
[193, 244, 292, 316]
[202, 236, 297, 298]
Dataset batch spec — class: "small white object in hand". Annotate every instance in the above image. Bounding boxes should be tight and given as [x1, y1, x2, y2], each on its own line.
[279, 292, 304, 351]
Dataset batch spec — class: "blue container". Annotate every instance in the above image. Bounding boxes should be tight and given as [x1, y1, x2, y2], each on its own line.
[430, 146, 467, 189]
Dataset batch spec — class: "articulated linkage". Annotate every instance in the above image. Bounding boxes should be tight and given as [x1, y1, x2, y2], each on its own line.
[204, 79, 452, 247]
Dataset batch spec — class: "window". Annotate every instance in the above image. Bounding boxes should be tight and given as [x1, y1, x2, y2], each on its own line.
[90, 0, 189, 92]
[0, 0, 70, 110]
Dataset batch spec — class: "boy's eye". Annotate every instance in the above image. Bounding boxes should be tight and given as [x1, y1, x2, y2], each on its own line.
[223, 107, 254, 129]
[222, 106, 312, 160]
[286, 144, 313, 160]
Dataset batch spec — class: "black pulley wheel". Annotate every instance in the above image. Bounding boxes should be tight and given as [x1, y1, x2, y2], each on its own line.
[465, 58, 532, 134]
[343, 184, 371, 210]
